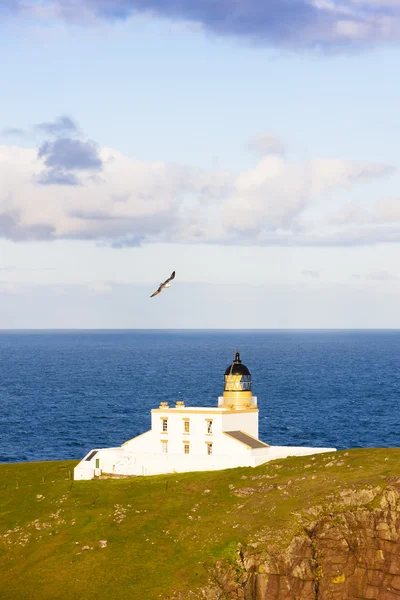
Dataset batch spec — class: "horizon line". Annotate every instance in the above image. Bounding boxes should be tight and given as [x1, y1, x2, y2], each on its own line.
[1, 328, 400, 333]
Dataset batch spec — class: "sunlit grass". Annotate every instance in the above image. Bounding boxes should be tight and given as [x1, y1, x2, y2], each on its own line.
[0, 448, 399, 599]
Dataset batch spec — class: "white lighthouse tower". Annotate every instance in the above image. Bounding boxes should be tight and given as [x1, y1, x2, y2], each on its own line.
[74, 351, 335, 480]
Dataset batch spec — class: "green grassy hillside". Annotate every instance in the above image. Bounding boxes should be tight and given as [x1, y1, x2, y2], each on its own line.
[0, 449, 399, 599]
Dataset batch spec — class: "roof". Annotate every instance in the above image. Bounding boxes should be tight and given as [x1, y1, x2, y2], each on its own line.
[224, 351, 251, 377]
[224, 430, 269, 449]
[85, 450, 98, 461]
[151, 407, 258, 414]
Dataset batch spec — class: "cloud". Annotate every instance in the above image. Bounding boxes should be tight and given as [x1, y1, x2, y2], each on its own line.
[1, 127, 26, 138]
[247, 131, 286, 157]
[220, 156, 394, 236]
[366, 270, 399, 281]
[2, 116, 79, 141]
[36, 135, 103, 186]
[0, 139, 231, 244]
[0, 121, 396, 247]
[0, 0, 21, 15]
[87, 281, 113, 294]
[35, 115, 79, 137]
[37, 169, 81, 186]
[325, 195, 400, 241]
[38, 138, 103, 171]
[6, 0, 400, 49]
[302, 270, 321, 278]
[0, 282, 20, 295]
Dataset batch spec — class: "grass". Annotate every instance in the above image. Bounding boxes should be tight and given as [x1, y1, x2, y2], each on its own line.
[0, 448, 399, 599]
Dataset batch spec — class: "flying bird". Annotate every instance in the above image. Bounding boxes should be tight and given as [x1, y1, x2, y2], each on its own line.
[150, 271, 176, 298]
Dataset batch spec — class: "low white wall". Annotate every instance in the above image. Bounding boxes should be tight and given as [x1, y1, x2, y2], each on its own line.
[76, 445, 336, 479]
[97, 448, 254, 476]
[74, 461, 95, 480]
[251, 446, 336, 466]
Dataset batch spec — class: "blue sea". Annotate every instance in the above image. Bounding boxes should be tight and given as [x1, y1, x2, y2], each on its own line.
[0, 330, 399, 463]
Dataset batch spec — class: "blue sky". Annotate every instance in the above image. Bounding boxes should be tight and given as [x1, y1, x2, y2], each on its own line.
[1, 1, 400, 328]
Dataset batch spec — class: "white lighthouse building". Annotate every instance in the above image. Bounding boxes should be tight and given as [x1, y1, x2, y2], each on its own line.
[74, 351, 335, 480]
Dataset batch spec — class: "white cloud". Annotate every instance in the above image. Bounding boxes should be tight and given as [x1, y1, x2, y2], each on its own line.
[376, 197, 400, 223]
[247, 131, 286, 157]
[366, 270, 399, 281]
[302, 269, 321, 278]
[350, 0, 400, 6]
[0, 282, 20, 294]
[221, 156, 393, 237]
[324, 195, 400, 244]
[0, 140, 396, 247]
[87, 281, 113, 294]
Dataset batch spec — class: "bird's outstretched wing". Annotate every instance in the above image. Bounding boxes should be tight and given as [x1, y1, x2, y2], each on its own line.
[150, 287, 162, 298]
[163, 271, 175, 285]
[150, 271, 176, 298]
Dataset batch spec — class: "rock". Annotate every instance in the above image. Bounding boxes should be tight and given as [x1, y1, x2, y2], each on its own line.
[99, 540, 107, 548]
[201, 485, 400, 600]
[338, 486, 381, 507]
[232, 487, 256, 498]
[380, 489, 399, 510]
[331, 573, 346, 584]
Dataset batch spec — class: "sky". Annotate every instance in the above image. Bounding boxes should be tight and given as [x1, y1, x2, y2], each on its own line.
[1, 0, 400, 328]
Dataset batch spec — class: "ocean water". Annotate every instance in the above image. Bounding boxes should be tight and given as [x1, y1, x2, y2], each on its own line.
[0, 330, 399, 463]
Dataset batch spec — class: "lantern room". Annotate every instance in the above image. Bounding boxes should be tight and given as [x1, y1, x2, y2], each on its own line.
[220, 351, 255, 409]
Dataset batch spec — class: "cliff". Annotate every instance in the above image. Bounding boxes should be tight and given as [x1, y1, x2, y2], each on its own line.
[204, 481, 400, 599]
[0, 449, 399, 600]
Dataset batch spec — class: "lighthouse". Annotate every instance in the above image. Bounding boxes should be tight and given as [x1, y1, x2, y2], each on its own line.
[74, 351, 335, 480]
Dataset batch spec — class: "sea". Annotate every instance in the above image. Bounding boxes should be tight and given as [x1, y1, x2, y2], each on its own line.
[0, 330, 399, 464]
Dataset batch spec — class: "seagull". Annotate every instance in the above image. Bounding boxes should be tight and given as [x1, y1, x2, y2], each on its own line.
[150, 271, 176, 298]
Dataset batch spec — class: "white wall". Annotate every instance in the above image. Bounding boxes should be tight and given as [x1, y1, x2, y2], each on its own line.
[148, 408, 259, 457]
[74, 444, 336, 479]
[150, 410, 226, 456]
[96, 447, 256, 477]
[73, 403, 336, 480]
[221, 411, 259, 439]
[74, 461, 95, 480]
[251, 446, 336, 466]
[123, 430, 153, 452]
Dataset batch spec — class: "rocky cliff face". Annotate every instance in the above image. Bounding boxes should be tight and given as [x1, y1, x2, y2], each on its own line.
[203, 479, 400, 600]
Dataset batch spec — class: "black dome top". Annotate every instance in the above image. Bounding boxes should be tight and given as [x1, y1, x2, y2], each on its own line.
[224, 351, 251, 377]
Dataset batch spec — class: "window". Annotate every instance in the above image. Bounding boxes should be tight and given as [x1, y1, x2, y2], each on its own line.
[184, 444, 190, 454]
[162, 419, 168, 432]
[207, 443, 213, 455]
[184, 420, 190, 433]
[162, 441, 168, 454]
[225, 374, 251, 392]
[207, 420, 213, 434]
[95, 458, 100, 469]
